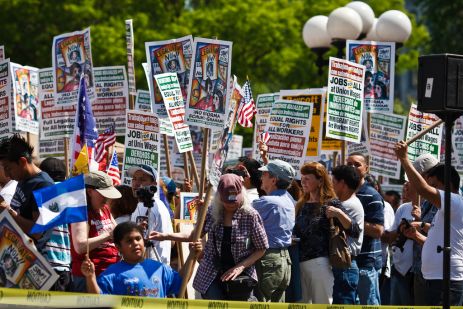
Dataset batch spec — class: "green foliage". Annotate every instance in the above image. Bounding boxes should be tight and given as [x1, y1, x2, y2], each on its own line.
[0, 0, 428, 146]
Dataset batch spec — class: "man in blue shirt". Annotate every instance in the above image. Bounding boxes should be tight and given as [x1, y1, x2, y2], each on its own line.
[253, 159, 296, 302]
[347, 153, 384, 305]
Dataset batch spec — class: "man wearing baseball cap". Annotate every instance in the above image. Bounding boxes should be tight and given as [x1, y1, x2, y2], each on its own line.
[70, 171, 121, 292]
[128, 164, 173, 265]
[252, 159, 296, 302]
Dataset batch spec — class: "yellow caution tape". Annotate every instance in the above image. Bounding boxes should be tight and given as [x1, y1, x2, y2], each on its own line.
[0, 288, 444, 309]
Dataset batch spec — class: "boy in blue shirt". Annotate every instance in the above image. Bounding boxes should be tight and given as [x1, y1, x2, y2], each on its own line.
[81, 221, 201, 297]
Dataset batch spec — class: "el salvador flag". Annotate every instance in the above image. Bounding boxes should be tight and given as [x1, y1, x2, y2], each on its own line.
[30, 174, 87, 234]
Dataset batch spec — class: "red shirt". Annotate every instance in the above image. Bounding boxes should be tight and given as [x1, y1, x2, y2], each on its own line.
[71, 205, 119, 277]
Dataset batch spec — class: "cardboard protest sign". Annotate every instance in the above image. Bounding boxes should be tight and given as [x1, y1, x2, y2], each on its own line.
[10, 63, 39, 134]
[326, 57, 365, 143]
[135, 90, 152, 112]
[0, 212, 58, 290]
[265, 99, 313, 178]
[122, 110, 160, 185]
[251, 93, 277, 160]
[146, 36, 193, 117]
[155, 73, 193, 153]
[186, 38, 232, 130]
[281, 89, 325, 159]
[347, 40, 395, 113]
[125, 19, 136, 96]
[369, 112, 407, 179]
[52, 28, 94, 105]
[0, 59, 12, 139]
[406, 103, 443, 162]
[92, 66, 128, 135]
[39, 68, 75, 140]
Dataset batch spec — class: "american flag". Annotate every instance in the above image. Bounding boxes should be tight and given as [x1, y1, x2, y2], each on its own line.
[260, 131, 270, 144]
[94, 124, 116, 163]
[71, 77, 98, 172]
[107, 149, 121, 185]
[237, 80, 256, 128]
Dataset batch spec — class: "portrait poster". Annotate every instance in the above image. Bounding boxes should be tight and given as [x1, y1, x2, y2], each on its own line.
[92, 66, 128, 135]
[347, 40, 395, 112]
[0, 211, 58, 290]
[326, 57, 365, 143]
[39, 68, 75, 140]
[186, 38, 232, 130]
[10, 63, 39, 134]
[52, 27, 95, 105]
[281, 88, 325, 159]
[0, 59, 12, 139]
[122, 110, 160, 186]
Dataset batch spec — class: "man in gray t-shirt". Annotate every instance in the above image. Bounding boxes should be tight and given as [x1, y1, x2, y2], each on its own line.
[331, 165, 365, 304]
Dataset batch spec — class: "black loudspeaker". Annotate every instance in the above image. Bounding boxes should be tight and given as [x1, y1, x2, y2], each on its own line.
[417, 54, 463, 114]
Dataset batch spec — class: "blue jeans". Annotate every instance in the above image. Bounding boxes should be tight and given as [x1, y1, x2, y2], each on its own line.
[357, 266, 381, 305]
[390, 266, 413, 305]
[70, 275, 86, 293]
[332, 260, 359, 304]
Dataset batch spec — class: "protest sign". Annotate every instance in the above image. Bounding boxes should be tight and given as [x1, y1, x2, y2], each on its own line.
[180, 192, 199, 221]
[10, 63, 39, 134]
[321, 94, 343, 151]
[265, 99, 313, 178]
[92, 66, 128, 135]
[347, 40, 395, 113]
[0, 212, 58, 290]
[146, 36, 193, 117]
[135, 89, 152, 112]
[122, 110, 160, 185]
[346, 111, 370, 158]
[39, 68, 75, 140]
[251, 93, 277, 160]
[281, 88, 325, 159]
[0, 59, 12, 139]
[326, 57, 365, 143]
[186, 38, 232, 130]
[453, 116, 463, 168]
[38, 139, 67, 160]
[0, 46, 4, 61]
[242, 147, 253, 158]
[125, 19, 136, 96]
[406, 103, 443, 162]
[52, 27, 94, 105]
[369, 112, 407, 179]
[227, 134, 243, 161]
[154, 73, 193, 153]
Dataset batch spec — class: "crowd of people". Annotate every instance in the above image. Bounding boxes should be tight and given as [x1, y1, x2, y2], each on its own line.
[0, 133, 461, 306]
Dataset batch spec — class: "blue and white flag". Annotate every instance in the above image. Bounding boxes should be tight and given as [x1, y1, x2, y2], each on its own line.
[30, 174, 87, 234]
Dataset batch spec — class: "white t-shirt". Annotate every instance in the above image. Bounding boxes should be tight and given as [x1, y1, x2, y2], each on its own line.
[390, 202, 414, 276]
[422, 191, 463, 280]
[131, 198, 173, 265]
[341, 194, 365, 257]
[0, 180, 18, 204]
[246, 187, 260, 203]
[381, 201, 395, 271]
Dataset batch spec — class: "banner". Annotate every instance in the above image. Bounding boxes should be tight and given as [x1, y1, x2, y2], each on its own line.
[154, 73, 193, 153]
[281, 88, 325, 159]
[122, 110, 160, 185]
[125, 19, 136, 96]
[10, 63, 39, 134]
[347, 40, 395, 113]
[39, 68, 75, 140]
[135, 89, 152, 111]
[0, 59, 12, 139]
[92, 66, 128, 135]
[369, 112, 407, 179]
[326, 57, 365, 143]
[252, 93, 277, 160]
[406, 103, 443, 162]
[0, 212, 58, 290]
[265, 99, 313, 178]
[186, 38, 232, 130]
